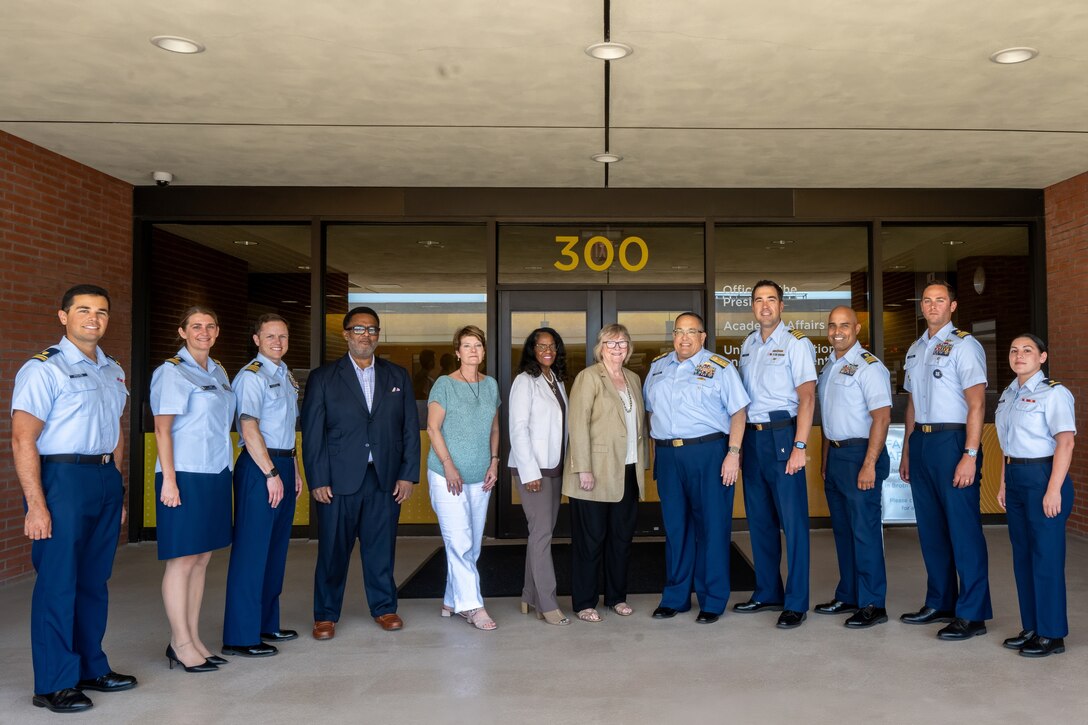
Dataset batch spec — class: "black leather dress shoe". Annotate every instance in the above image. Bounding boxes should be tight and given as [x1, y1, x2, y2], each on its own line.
[899, 606, 956, 625]
[260, 629, 299, 642]
[733, 600, 785, 613]
[652, 606, 679, 619]
[814, 599, 858, 615]
[1003, 630, 1036, 650]
[695, 611, 720, 624]
[844, 605, 888, 628]
[937, 618, 987, 640]
[222, 643, 278, 657]
[76, 671, 138, 692]
[1020, 636, 1065, 657]
[32, 688, 93, 713]
[776, 610, 807, 629]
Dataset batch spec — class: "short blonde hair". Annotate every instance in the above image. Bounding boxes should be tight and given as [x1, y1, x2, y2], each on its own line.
[453, 324, 486, 349]
[592, 323, 632, 364]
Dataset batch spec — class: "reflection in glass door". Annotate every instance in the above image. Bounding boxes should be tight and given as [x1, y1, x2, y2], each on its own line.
[497, 289, 703, 538]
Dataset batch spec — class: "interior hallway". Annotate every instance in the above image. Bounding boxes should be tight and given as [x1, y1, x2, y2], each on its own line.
[1, 527, 1085, 725]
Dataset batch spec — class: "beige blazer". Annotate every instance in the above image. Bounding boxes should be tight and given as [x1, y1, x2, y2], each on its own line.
[562, 362, 646, 503]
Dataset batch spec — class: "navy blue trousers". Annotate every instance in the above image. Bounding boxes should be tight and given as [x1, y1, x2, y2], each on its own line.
[907, 429, 992, 620]
[741, 426, 810, 612]
[655, 438, 734, 614]
[313, 465, 400, 620]
[223, 451, 298, 645]
[1005, 461, 1074, 638]
[30, 461, 123, 695]
[824, 445, 889, 607]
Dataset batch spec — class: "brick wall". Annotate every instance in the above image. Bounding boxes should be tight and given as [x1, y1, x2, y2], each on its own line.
[0, 131, 133, 582]
[1045, 171, 1088, 535]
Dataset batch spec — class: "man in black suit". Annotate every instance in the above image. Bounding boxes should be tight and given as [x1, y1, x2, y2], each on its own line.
[302, 306, 420, 639]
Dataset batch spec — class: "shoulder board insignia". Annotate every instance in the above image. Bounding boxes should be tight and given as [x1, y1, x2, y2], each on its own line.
[860, 351, 880, 365]
[746, 329, 758, 338]
[165, 356, 182, 366]
[106, 354, 120, 364]
[1043, 378, 1062, 388]
[31, 347, 61, 362]
[709, 355, 730, 368]
[789, 329, 806, 340]
[652, 351, 670, 362]
[212, 358, 223, 368]
[244, 360, 263, 373]
[952, 329, 971, 339]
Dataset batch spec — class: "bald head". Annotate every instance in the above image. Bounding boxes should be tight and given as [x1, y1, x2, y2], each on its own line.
[827, 306, 861, 358]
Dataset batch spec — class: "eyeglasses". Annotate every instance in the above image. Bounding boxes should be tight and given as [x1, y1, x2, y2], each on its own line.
[534, 344, 557, 352]
[673, 328, 704, 337]
[603, 340, 630, 350]
[348, 325, 380, 336]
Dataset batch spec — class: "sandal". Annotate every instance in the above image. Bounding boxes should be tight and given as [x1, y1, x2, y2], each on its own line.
[611, 602, 634, 617]
[542, 609, 571, 626]
[577, 608, 602, 623]
[463, 607, 497, 631]
[440, 604, 454, 618]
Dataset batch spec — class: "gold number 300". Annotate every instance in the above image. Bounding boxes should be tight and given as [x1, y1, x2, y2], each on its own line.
[553, 235, 649, 273]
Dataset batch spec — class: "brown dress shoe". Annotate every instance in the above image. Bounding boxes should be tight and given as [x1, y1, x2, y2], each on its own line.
[374, 613, 404, 631]
[312, 621, 336, 640]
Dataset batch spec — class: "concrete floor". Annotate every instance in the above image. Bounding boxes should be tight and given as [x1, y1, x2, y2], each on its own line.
[1, 528, 1087, 724]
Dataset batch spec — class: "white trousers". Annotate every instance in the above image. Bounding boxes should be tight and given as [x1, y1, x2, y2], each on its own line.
[428, 470, 491, 612]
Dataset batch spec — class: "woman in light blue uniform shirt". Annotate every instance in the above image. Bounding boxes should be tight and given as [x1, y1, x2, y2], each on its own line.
[150, 306, 236, 672]
[996, 333, 1076, 658]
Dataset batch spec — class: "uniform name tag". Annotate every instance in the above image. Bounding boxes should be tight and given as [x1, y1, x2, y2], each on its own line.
[269, 383, 281, 388]
[69, 373, 88, 378]
[201, 385, 218, 391]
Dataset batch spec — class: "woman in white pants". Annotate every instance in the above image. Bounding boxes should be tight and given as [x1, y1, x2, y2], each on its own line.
[426, 325, 501, 630]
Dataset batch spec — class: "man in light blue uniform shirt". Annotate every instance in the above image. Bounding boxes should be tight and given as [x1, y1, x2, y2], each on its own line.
[223, 314, 303, 657]
[11, 284, 136, 714]
[816, 306, 892, 628]
[735, 280, 817, 629]
[899, 280, 992, 640]
[644, 312, 749, 624]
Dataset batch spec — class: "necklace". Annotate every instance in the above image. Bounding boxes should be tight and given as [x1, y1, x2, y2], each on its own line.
[618, 376, 633, 413]
[460, 369, 481, 400]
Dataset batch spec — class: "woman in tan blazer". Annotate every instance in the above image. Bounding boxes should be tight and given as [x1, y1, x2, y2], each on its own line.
[563, 323, 646, 623]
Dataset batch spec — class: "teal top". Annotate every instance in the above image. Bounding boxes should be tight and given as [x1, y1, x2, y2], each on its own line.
[427, 374, 500, 483]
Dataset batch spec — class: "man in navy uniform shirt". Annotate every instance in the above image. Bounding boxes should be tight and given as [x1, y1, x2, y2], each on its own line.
[11, 284, 137, 713]
[899, 281, 992, 640]
[816, 306, 892, 628]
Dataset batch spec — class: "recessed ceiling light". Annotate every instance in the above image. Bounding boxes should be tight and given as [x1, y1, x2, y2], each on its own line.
[523, 265, 543, 271]
[888, 264, 907, 270]
[297, 265, 311, 270]
[942, 240, 965, 246]
[989, 47, 1038, 64]
[233, 240, 258, 246]
[671, 265, 689, 270]
[417, 240, 443, 248]
[585, 42, 633, 60]
[150, 35, 206, 54]
[281, 300, 298, 304]
[591, 152, 622, 163]
[768, 239, 794, 246]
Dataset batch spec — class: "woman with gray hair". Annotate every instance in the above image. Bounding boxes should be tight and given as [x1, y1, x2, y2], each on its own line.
[563, 324, 646, 623]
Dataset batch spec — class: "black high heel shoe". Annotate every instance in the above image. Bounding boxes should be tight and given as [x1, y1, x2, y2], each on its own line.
[206, 655, 228, 666]
[165, 645, 219, 673]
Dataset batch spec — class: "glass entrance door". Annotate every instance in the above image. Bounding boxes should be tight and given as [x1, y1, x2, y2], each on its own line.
[496, 289, 703, 538]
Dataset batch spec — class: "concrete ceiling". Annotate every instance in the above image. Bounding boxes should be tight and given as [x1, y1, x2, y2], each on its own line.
[2, 1, 1086, 188]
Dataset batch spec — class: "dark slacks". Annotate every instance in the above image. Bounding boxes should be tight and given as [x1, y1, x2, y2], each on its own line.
[223, 450, 298, 644]
[30, 461, 123, 695]
[569, 465, 639, 611]
[741, 424, 810, 612]
[824, 444, 889, 607]
[907, 428, 992, 621]
[655, 437, 734, 615]
[313, 465, 401, 620]
[1005, 461, 1073, 638]
[516, 474, 563, 612]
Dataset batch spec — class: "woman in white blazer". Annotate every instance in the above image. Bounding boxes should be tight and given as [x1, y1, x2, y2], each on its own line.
[508, 328, 570, 626]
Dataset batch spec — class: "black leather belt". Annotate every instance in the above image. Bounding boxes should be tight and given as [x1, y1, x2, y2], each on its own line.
[828, 438, 868, 448]
[654, 432, 726, 448]
[266, 448, 296, 458]
[41, 453, 113, 465]
[746, 417, 796, 431]
[1005, 456, 1053, 465]
[914, 423, 966, 434]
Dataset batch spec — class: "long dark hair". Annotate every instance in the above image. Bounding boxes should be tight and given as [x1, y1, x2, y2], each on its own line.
[518, 327, 567, 382]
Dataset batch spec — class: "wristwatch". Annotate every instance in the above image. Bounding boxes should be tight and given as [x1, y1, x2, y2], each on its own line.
[265, 467, 280, 479]
[794, 441, 807, 450]
[727, 445, 741, 455]
[963, 448, 978, 458]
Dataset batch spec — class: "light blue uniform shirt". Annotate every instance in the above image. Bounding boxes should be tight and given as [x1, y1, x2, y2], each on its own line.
[232, 353, 299, 451]
[818, 341, 892, 441]
[644, 347, 749, 440]
[11, 336, 129, 456]
[739, 322, 818, 423]
[150, 347, 236, 474]
[903, 322, 987, 424]
[995, 370, 1077, 458]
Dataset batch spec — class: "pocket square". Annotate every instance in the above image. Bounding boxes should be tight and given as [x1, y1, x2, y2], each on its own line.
[391, 386, 401, 392]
